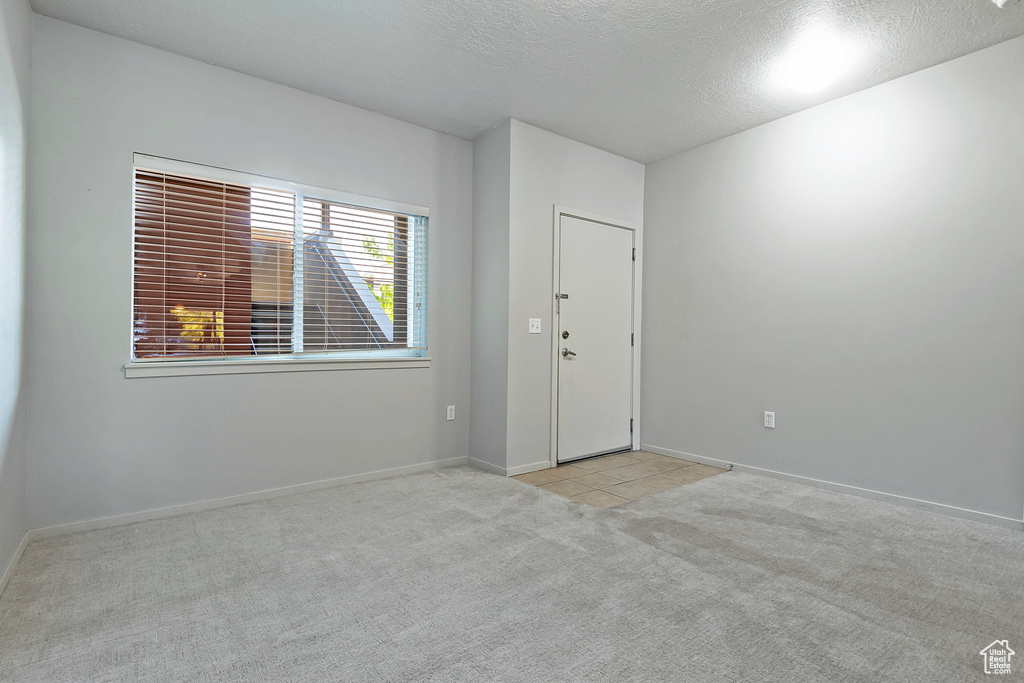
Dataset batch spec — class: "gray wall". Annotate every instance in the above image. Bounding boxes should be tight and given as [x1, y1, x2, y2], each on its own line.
[27, 17, 473, 529]
[0, 0, 31, 578]
[506, 121, 644, 472]
[642, 35, 1024, 521]
[470, 119, 644, 474]
[469, 121, 511, 471]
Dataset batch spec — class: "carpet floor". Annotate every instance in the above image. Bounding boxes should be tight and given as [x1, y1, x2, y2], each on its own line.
[0, 466, 1021, 682]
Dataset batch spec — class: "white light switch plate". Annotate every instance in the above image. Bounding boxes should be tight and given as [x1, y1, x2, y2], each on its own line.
[528, 318, 542, 334]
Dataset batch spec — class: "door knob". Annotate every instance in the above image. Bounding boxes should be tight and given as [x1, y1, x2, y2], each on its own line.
[562, 348, 576, 358]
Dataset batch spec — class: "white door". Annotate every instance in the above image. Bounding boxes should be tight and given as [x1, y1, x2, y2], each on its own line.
[556, 215, 634, 463]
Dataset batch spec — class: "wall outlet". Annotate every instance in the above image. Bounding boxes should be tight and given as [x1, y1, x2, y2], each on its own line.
[446, 405, 456, 421]
[764, 411, 775, 429]
[528, 318, 542, 334]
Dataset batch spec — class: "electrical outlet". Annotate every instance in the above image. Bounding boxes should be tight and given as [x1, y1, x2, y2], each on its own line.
[764, 411, 775, 429]
[528, 318, 542, 334]
[446, 405, 456, 421]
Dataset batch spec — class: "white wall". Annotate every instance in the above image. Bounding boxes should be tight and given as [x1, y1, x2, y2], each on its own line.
[27, 17, 473, 529]
[0, 0, 31, 580]
[469, 121, 511, 471]
[642, 35, 1024, 521]
[505, 120, 644, 472]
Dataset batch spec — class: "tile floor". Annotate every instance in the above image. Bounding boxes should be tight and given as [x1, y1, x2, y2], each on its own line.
[513, 451, 728, 508]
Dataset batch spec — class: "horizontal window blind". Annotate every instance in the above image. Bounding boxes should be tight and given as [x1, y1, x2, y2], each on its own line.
[300, 198, 427, 352]
[132, 163, 428, 361]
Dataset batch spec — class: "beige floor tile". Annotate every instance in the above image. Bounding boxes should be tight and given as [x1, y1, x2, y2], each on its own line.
[687, 464, 729, 477]
[552, 464, 589, 479]
[570, 453, 640, 472]
[630, 475, 683, 494]
[540, 479, 593, 498]
[628, 450, 660, 461]
[600, 464, 656, 482]
[631, 452, 693, 467]
[602, 479, 660, 501]
[571, 472, 621, 489]
[657, 464, 726, 484]
[512, 469, 563, 486]
[570, 490, 630, 509]
[623, 458, 683, 475]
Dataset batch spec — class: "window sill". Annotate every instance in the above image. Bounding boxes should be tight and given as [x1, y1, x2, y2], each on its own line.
[124, 356, 431, 379]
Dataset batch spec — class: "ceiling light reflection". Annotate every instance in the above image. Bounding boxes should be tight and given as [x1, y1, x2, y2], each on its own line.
[776, 26, 860, 94]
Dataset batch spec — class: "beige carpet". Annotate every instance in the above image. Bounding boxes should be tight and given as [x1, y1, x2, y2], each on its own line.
[0, 466, 1022, 681]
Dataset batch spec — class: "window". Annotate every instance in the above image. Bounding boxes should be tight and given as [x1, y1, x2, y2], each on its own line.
[131, 155, 427, 370]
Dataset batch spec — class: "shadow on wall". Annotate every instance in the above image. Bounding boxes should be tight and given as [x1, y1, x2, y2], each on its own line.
[0, 55, 26, 483]
[0, 14, 28, 570]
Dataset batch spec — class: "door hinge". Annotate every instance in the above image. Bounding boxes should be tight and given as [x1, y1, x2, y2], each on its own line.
[630, 418, 634, 433]
[631, 332, 634, 346]
[632, 248, 636, 261]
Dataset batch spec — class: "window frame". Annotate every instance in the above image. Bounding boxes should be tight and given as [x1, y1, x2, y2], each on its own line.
[125, 153, 431, 378]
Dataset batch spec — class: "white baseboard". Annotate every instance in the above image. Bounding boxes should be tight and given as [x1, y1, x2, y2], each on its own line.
[505, 460, 552, 477]
[467, 457, 506, 476]
[467, 457, 552, 477]
[641, 444, 1024, 531]
[28, 457, 468, 540]
[0, 532, 29, 599]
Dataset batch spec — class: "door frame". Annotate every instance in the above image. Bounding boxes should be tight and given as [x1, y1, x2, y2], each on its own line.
[549, 205, 643, 468]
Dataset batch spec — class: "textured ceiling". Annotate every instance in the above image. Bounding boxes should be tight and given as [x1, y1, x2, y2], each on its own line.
[29, 0, 1024, 163]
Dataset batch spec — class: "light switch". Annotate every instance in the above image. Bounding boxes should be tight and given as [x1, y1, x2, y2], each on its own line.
[528, 318, 542, 334]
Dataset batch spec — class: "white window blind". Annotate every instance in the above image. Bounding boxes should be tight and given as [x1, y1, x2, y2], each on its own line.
[132, 159, 428, 362]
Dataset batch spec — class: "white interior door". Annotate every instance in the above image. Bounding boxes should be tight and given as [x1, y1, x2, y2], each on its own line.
[556, 215, 634, 463]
